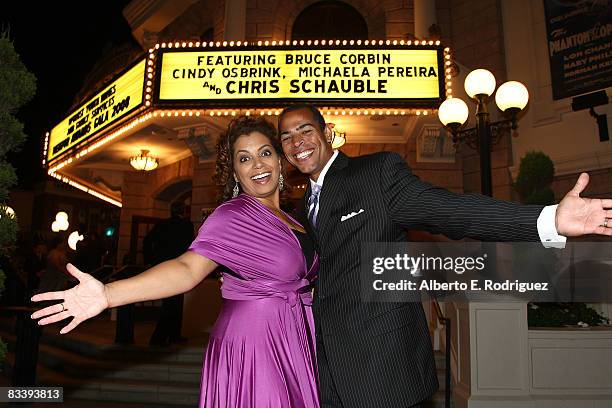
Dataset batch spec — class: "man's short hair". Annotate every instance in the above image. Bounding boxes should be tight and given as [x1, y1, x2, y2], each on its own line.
[279, 104, 326, 131]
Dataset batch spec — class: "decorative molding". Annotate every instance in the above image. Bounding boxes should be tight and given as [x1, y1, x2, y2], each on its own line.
[529, 329, 612, 395]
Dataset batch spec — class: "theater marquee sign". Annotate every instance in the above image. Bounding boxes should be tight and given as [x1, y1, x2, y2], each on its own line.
[157, 48, 443, 104]
[48, 59, 145, 162]
[46, 43, 447, 165]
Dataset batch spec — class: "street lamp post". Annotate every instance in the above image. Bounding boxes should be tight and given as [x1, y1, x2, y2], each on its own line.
[438, 69, 529, 196]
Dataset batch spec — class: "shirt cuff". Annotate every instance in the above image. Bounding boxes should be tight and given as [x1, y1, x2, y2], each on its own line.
[537, 205, 567, 248]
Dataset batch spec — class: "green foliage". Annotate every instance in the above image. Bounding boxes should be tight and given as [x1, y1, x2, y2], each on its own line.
[0, 30, 36, 363]
[0, 34, 35, 162]
[0, 207, 19, 256]
[0, 111, 27, 156]
[0, 161, 17, 201]
[0, 31, 35, 203]
[528, 303, 610, 327]
[0, 32, 36, 113]
[514, 151, 555, 205]
[0, 31, 35, 234]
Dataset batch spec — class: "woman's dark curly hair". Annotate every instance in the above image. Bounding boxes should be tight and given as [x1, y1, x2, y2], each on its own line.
[214, 116, 284, 203]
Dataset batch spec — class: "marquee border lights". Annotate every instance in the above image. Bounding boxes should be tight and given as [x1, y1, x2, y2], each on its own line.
[42, 132, 50, 166]
[443, 46, 453, 99]
[47, 111, 157, 174]
[150, 38, 448, 110]
[48, 171, 122, 207]
[153, 39, 443, 49]
[145, 49, 156, 107]
[200, 108, 438, 117]
[45, 38, 451, 206]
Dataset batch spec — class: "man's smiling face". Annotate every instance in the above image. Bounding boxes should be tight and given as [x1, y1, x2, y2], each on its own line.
[278, 107, 334, 181]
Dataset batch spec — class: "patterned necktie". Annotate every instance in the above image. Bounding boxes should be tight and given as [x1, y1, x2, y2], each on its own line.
[307, 184, 321, 228]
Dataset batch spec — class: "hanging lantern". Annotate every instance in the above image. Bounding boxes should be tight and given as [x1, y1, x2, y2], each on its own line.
[130, 149, 158, 171]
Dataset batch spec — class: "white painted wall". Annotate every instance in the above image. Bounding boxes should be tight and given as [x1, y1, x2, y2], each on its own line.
[500, 0, 612, 178]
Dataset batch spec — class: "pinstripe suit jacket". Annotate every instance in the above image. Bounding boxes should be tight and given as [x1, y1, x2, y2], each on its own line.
[303, 151, 543, 408]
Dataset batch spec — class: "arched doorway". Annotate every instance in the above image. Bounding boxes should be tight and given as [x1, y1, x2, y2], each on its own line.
[156, 180, 193, 221]
[291, 1, 368, 40]
[125, 178, 196, 335]
[127, 178, 193, 265]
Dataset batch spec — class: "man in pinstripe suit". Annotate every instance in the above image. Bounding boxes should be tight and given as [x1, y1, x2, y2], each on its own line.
[278, 105, 612, 408]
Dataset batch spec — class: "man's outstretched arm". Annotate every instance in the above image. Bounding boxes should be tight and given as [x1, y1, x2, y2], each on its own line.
[380, 153, 611, 242]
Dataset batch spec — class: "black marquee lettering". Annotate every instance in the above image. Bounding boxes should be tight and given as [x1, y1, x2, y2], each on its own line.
[269, 80, 279, 93]
[378, 80, 387, 93]
[289, 80, 300, 93]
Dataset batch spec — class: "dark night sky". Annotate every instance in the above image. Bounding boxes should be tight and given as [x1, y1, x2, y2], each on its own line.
[1, 1, 136, 188]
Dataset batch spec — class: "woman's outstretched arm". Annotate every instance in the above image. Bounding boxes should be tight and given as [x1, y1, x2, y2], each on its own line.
[31, 251, 217, 334]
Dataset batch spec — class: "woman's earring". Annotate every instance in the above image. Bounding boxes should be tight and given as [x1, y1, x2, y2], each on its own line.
[279, 174, 284, 191]
[232, 181, 239, 198]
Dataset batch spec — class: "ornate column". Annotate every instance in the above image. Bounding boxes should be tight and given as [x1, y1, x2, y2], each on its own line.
[224, 0, 247, 40]
[414, 0, 437, 39]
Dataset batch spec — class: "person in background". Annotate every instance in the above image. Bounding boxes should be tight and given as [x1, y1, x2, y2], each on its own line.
[73, 230, 105, 274]
[37, 234, 74, 294]
[23, 234, 48, 296]
[143, 201, 194, 346]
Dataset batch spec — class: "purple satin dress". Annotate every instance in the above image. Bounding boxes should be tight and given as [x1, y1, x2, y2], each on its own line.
[189, 194, 319, 408]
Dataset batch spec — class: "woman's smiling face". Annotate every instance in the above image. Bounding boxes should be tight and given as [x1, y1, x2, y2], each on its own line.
[233, 131, 282, 199]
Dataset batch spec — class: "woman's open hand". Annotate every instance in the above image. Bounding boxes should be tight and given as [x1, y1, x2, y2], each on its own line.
[31, 263, 109, 334]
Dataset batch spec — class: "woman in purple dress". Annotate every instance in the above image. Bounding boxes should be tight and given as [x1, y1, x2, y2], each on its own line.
[31, 116, 320, 407]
